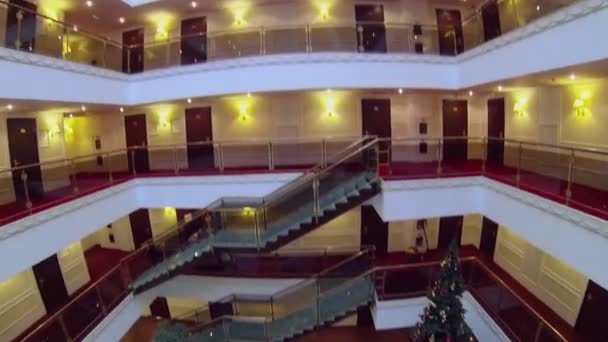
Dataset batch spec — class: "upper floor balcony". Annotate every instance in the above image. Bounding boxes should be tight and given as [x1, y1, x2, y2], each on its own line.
[0, 0, 607, 104]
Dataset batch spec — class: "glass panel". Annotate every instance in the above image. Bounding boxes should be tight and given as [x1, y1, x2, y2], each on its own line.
[319, 275, 373, 323]
[309, 25, 357, 52]
[264, 27, 307, 54]
[34, 17, 64, 59]
[209, 30, 261, 60]
[226, 318, 267, 340]
[385, 25, 410, 53]
[71, 153, 112, 195]
[213, 208, 260, 248]
[518, 144, 570, 200]
[462, 13, 483, 51]
[98, 267, 128, 311]
[272, 141, 322, 170]
[179, 143, 216, 174]
[190, 320, 227, 342]
[144, 41, 170, 71]
[221, 142, 269, 170]
[570, 150, 608, 217]
[441, 137, 483, 177]
[381, 264, 439, 299]
[390, 138, 441, 179]
[486, 139, 519, 185]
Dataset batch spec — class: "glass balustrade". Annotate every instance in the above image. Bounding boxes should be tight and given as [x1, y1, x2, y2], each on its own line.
[0, 0, 586, 73]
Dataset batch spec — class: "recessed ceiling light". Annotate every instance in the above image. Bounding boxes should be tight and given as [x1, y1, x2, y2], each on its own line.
[7, 104, 13, 110]
[497, 85, 503, 91]
[85, 1, 94, 8]
[536, 5, 540, 11]
[73, 25, 78, 32]
[81, 105, 87, 111]
[468, 90, 474, 96]
[69, 113, 74, 118]
[190, 1, 198, 8]
[187, 98, 192, 104]
[119, 17, 125, 24]
[569, 73, 576, 81]
[247, 92, 251, 97]
[326, 88, 332, 93]
[119, 107, 124, 113]
[398, 88, 403, 94]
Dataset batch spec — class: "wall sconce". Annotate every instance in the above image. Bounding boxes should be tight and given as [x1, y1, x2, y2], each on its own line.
[513, 99, 527, 117]
[239, 104, 248, 122]
[320, 4, 330, 21]
[242, 206, 255, 216]
[573, 98, 587, 117]
[164, 207, 176, 216]
[233, 8, 246, 26]
[325, 98, 335, 118]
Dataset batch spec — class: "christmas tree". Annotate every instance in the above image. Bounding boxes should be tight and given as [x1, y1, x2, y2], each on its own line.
[411, 239, 474, 342]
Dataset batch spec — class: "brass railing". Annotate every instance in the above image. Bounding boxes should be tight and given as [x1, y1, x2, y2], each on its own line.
[0, 0, 586, 73]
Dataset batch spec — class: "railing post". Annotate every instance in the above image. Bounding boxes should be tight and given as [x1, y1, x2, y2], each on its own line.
[130, 149, 137, 175]
[313, 175, 320, 224]
[481, 137, 487, 174]
[107, 152, 114, 183]
[222, 319, 230, 341]
[95, 285, 108, 315]
[173, 146, 179, 175]
[58, 314, 73, 342]
[270, 296, 275, 320]
[165, 40, 171, 67]
[306, 24, 312, 52]
[127, 48, 131, 74]
[436, 139, 443, 176]
[70, 160, 79, 194]
[263, 320, 270, 341]
[15, 10, 23, 50]
[533, 322, 544, 342]
[21, 171, 32, 212]
[315, 280, 321, 325]
[218, 143, 225, 173]
[268, 141, 274, 170]
[254, 210, 261, 251]
[102, 41, 107, 67]
[516, 142, 523, 186]
[260, 27, 266, 55]
[565, 149, 574, 203]
[357, 24, 364, 52]
[321, 139, 327, 167]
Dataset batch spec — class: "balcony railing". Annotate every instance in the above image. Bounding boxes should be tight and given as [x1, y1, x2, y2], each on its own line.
[0, 0, 584, 73]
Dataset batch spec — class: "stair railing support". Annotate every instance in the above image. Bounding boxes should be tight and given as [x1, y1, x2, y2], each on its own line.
[565, 149, 575, 203]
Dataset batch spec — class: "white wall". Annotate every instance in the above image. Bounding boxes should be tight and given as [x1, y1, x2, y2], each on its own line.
[0, 269, 46, 342]
[57, 241, 91, 295]
[494, 225, 588, 325]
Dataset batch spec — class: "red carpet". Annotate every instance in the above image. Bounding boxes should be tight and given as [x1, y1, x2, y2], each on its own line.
[84, 245, 130, 281]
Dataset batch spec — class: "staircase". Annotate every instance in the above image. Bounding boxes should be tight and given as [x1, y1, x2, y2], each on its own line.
[132, 138, 381, 292]
[154, 250, 376, 342]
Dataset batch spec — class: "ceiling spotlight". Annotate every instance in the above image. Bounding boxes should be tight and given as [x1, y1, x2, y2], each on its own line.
[69, 113, 74, 118]
[119, 107, 124, 113]
[536, 5, 540, 11]
[398, 88, 403, 94]
[73, 25, 78, 32]
[190, 1, 198, 8]
[187, 98, 192, 104]
[81, 105, 87, 111]
[326, 88, 332, 93]
[468, 90, 474, 96]
[119, 17, 125, 24]
[247, 92, 251, 98]
[85, 0, 94, 8]
[497, 85, 503, 91]
[569, 73, 576, 81]
[7, 104, 13, 110]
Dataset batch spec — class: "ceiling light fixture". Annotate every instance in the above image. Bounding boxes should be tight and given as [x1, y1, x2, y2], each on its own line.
[326, 88, 332, 93]
[398, 88, 403, 94]
[85, 1, 94, 8]
[81, 105, 87, 111]
[569, 73, 576, 81]
[69, 113, 74, 118]
[119, 17, 125, 24]
[7, 104, 13, 110]
[498, 85, 503, 91]
[119, 107, 124, 113]
[187, 98, 192, 104]
[247, 92, 251, 98]
[190, 1, 198, 8]
[73, 25, 78, 32]
[468, 90, 474, 96]
[536, 5, 540, 11]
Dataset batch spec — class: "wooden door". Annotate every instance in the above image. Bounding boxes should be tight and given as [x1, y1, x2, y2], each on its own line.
[5, 0, 37, 51]
[185, 107, 214, 170]
[435, 9, 464, 55]
[129, 209, 153, 249]
[487, 98, 505, 165]
[149, 297, 171, 318]
[32, 254, 69, 313]
[355, 5, 387, 53]
[7, 118, 43, 201]
[442, 100, 468, 161]
[122, 28, 144, 73]
[479, 217, 499, 260]
[437, 216, 463, 250]
[360, 205, 388, 255]
[124, 114, 149, 173]
[481, 0, 502, 41]
[575, 280, 608, 341]
[181, 17, 207, 65]
[362, 99, 391, 164]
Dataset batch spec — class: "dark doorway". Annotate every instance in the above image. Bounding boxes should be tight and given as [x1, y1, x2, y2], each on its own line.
[355, 5, 387, 53]
[442, 100, 468, 161]
[32, 254, 69, 313]
[575, 280, 608, 341]
[7, 118, 43, 201]
[360, 205, 388, 255]
[185, 107, 214, 170]
[5, 0, 37, 51]
[129, 209, 153, 249]
[181, 17, 207, 65]
[435, 9, 464, 55]
[149, 297, 171, 318]
[487, 98, 505, 165]
[437, 216, 463, 250]
[481, 0, 502, 41]
[362, 99, 391, 164]
[124, 114, 149, 173]
[479, 217, 499, 260]
[122, 28, 144, 74]
[209, 301, 234, 319]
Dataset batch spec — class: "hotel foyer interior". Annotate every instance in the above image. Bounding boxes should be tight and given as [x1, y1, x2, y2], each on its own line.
[0, 0, 607, 341]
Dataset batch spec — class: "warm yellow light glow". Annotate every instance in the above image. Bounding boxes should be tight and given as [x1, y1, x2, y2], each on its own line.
[46, 117, 62, 138]
[513, 98, 527, 117]
[239, 103, 248, 122]
[242, 207, 255, 216]
[164, 207, 176, 216]
[233, 8, 246, 26]
[146, 12, 175, 41]
[320, 3, 330, 20]
[157, 111, 172, 130]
